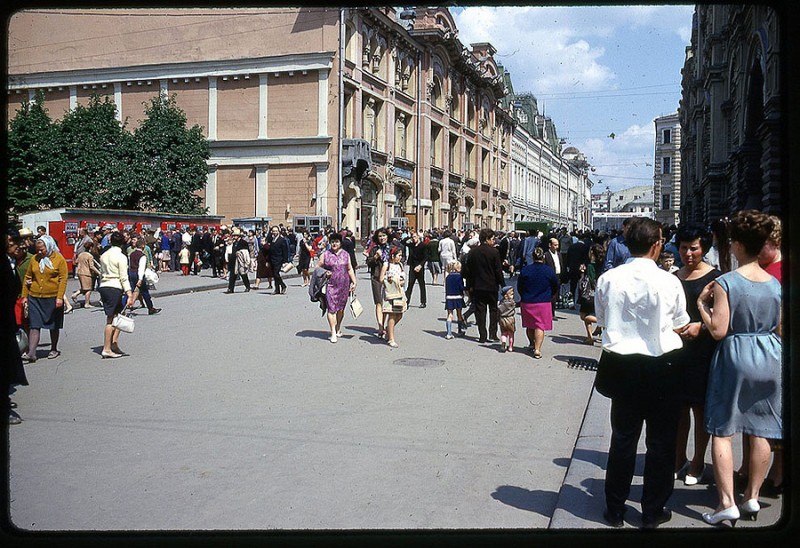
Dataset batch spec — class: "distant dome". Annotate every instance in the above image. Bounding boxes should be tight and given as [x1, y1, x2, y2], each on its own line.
[562, 146, 579, 155]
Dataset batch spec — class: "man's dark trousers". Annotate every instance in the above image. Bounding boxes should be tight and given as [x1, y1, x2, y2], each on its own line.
[405, 267, 426, 306]
[600, 351, 681, 520]
[472, 289, 499, 342]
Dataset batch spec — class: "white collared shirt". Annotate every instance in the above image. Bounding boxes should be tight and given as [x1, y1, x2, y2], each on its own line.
[595, 257, 690, 357]
[548, 249, 561, 275]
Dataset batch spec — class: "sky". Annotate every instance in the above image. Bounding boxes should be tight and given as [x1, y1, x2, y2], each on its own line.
[450, 4, 695, 193]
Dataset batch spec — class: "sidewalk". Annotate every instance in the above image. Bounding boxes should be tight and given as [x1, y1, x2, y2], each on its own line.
[59, 266, 785, 531]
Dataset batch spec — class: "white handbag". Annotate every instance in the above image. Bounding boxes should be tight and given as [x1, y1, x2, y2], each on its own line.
[143, 267, 159, 289]
[112, 311, 135, 333]
[281, 262, 294, 273]
[349, 294, 364, 319]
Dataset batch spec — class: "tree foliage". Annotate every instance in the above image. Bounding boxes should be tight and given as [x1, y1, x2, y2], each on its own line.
[132, 95, 210, 214]
[6, 92, 210, 215]
[7, 90, 57, 212]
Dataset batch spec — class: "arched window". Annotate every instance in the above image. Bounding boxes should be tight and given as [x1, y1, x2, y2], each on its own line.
[431, 76, 444, 110]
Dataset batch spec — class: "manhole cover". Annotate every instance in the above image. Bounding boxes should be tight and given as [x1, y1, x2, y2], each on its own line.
[394, 358, 445, 368]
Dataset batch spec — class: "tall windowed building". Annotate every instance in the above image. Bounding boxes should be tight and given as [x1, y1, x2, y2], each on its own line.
[653, 112, 680, 227]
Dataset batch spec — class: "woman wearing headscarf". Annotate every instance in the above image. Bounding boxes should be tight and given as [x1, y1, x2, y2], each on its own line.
[99, 231, 134, 358]
[20, 235, 69, 362]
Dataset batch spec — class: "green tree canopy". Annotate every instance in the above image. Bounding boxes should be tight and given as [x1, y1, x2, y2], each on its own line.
[7, 90, 57, 212]
[6, 91, 210, 215]
[132, 94, 210, 214]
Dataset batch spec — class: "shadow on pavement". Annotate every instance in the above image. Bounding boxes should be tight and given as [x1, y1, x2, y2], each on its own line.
[491, 485, 558, 517]
[294, 330, 332, 340]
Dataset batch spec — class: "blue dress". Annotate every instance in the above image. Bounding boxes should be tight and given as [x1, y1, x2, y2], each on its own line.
[704, 271, 782, 438]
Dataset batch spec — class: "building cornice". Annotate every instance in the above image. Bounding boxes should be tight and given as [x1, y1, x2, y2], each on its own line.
[8, 52, 335, 90]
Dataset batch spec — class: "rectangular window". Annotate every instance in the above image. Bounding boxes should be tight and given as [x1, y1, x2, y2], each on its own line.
[449, 134, 458, 173]
[662, 128, 671, 144]
[662, 193, 670, 210]
[430, 124, 442, 168]
[662, 157, 671, 174]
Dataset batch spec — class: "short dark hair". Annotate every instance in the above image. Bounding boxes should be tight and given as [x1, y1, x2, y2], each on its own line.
[110, 231, 126, 247]
[675, 224, 712, 254]
[625, 217, 662, 256]
[479, 228, 495, 243]
[328, 232, 342, 244]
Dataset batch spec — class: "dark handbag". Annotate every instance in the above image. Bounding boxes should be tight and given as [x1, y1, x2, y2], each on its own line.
[577, 272, 595, 304]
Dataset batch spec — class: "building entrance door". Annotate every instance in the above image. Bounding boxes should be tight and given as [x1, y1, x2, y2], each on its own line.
[360, 182, 377, 240]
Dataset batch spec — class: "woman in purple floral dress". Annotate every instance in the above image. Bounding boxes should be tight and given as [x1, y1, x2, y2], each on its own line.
[318, 232, 357, 343]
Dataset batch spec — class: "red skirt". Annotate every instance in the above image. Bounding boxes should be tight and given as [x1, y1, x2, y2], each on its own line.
[520, 301, 552, 331]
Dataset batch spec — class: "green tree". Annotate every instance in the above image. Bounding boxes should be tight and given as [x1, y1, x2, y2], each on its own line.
[7, 90, 56, 212]
[132, 94, 210, 214]
[49, 94, 135, 209]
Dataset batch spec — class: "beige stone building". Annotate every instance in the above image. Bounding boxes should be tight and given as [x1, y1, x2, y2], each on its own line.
[7, 7, 515, 240]
[653, 112, 681, 227]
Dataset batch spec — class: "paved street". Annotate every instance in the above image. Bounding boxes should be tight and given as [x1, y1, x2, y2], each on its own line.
[8, 267, 783, 535]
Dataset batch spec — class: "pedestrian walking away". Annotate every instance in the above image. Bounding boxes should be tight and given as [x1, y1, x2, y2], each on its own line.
[98, 231, 135, 358]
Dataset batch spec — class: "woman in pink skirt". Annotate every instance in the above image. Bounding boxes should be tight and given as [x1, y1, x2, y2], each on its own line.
[516, 247, 559, 359]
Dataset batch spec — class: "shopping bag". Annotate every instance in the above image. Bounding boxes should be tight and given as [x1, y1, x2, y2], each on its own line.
[349, 295, 364, 319]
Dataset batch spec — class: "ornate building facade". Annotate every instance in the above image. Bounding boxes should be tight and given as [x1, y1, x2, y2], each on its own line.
[679, 5, 782, 225]
[7, 7, 588, 238]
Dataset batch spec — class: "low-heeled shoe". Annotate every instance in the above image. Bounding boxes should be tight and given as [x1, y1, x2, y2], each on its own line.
[642, 509, 672, 529]
[603, 508, 625, 528]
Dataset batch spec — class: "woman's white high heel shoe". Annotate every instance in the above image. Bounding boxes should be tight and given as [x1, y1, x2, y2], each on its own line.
[738, 499, 760, 521]
[702, 505, 740, 527]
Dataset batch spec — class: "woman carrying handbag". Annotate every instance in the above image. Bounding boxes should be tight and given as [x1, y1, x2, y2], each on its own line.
[98, 231, 135, 358]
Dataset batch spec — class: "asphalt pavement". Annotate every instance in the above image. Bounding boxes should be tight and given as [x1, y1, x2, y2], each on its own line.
[6, 263, 785, 540]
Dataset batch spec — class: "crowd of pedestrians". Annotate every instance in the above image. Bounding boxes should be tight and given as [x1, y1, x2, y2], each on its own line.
[3, 211, 783, 531]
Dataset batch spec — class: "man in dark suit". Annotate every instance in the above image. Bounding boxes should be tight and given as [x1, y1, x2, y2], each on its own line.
[465, 228, 505, 343]
[189, 226, 203, 275]
[566, 232, 590, 302]
[402, 229, 427, 308]
[169, 229, 182, 272]
[544, 237, 565, 317]
[267, 226, 288, 294]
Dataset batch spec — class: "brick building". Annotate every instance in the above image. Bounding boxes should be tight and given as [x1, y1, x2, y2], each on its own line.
[7, 7, 518, 240]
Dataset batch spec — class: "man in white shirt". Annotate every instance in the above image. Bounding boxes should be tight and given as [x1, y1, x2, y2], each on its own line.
[544, 238, 564, 317]
[594, 217, 690, 529]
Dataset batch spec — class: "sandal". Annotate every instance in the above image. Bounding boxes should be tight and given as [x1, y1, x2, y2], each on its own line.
[387, 340, 398, 348]
[21, 352, 37, 363]
[47, 350, 61, 359]
[533, 351, 542, 359]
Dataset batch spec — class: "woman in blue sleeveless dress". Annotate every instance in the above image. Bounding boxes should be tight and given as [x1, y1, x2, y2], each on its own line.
[697, 210, 782, 527]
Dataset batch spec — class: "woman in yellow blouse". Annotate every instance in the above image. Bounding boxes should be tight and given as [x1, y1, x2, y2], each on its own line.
[21, 235, 68, 362]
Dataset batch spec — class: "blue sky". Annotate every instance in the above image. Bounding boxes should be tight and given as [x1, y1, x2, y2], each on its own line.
[450, 5, 695, 192]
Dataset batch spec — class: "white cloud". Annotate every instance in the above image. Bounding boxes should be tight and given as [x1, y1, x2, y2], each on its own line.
[452, 7, 617, 94]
